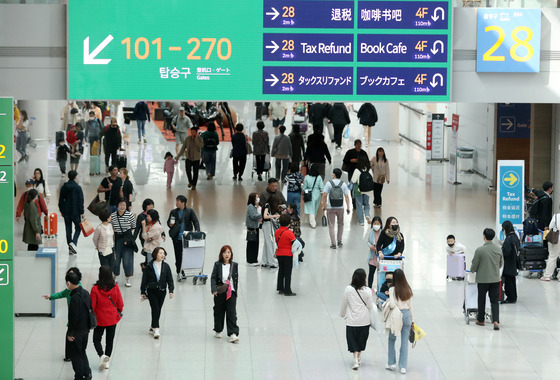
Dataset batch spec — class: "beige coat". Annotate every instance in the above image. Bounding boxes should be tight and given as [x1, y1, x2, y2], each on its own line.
[370, 158, 390, 184]
[382, 293, 403, 336]
[177, 135, 204, 161]
[60, 102, 80, 130]
[141, 222, 165, 254]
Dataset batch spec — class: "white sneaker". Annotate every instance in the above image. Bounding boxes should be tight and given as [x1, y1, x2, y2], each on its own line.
[105, 358, 110, 369]
[149, 328, 154, 335]
[153, 328, 160, 339]
[215, 332, 222, 339]
[386, 364, 396, 371]
[99, 355, 108, 371]
[400, 368, 407, 374]
[352, 360, 359, 370]
[229, 333, 239, 343]
[125, 277, 131, 287]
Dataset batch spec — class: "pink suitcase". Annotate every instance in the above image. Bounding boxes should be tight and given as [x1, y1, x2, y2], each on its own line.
[447, 253, 465, 280]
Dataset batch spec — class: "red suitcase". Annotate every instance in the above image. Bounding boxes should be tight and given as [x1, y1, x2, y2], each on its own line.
[44, 213, 57, 238]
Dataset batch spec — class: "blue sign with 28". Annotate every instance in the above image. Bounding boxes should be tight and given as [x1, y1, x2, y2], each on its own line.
[477, 9, 541, 73]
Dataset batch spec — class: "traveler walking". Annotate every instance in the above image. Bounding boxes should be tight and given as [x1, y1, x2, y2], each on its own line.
[289, 124, 305, 164]
[275, 214, 297, 296]
[66, 270, 92, 380]
[328, 102, 350, 150]
[357, 102, 378, 146]
[102, 118, 122, 170]
[302, 165, 324, 228]
[91, 265, 123, 372]
[246, 193, 262, 266]
[321, 168, 351, 249]
[84, 111, 103, 145]
[22, 189, 42, 251]
[133, 101, 151, 144]
[16, 109, 29, 162]
[97, 166, 123, 213]
[351, 157, 374, 226]
[304, 130, 331, 180]
[384, 268, 414, 374]
[252, 121, 270, 181]
[118, 168, 134, 211]
[284, 162, 303, 214]
[231, 123, 248, 181]
[59, 170, 84, 255]
[343, 139, 370, 183]
[367, 216, 383, 288]
[141, 209, 165, 268]
[163, 152, 178, 188]
[501, 221, 520, 303]
[16, 179, 48, 221]
[542, 207, 560, 282]
[271, 125, 292, 181]
[167, 195, 200, 280]
[172, 107, 193, 155]
[211, 245, 240, 343]
[111, 199, 137, 287]
[268, 101, 287, 135]
[176, 127, 204, 190]
[201, 122, 219, 180]
[376, 217, 405, 259]
[470, 228, 503, 330]
[140, 247, 174, 339]
[33, 168, 51, 203]
[340, 268, 373, 370]
[370, 147, 390, 208]
[92, 209, 114, 268]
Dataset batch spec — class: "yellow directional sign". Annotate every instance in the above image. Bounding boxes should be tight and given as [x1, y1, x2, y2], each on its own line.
[504, 173, 518, 186]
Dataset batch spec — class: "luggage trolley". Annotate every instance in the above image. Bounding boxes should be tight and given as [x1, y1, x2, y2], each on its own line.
[251, 153, 271, 179]
[376, 256, 404, 309]
[463, 271, 491, 324]
[179, 231, 208, 285]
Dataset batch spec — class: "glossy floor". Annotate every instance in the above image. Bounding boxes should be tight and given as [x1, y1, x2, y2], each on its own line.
[13, 103, 560, 380]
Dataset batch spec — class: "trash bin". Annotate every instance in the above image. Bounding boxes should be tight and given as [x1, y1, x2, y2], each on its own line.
[457, 147, 474, 173]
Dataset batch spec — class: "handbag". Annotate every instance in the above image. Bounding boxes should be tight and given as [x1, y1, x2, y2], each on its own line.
[377, 174, 386, 184]
[87, 194, 109, 217]
[246, 229, 258, 242]
[245, 136, 253, 155]
[303, 176, 318, 203]
[355, 289, 377, 330]
[322, 211, 328, 227]
[409, 323, 426, 347]
[108, 295, 123, 318]
[116, 213, 139, 252]
[216, 264, 233, 294]
[546, 215, 559, 244]
[79, 218, 94, 237]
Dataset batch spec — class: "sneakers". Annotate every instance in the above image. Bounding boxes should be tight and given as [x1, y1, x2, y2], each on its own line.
[188, 183, 192, 188]
[257, 175, 263, 181]
[400, 368, 407, 374]
[284, 292, 297, 296]
[143, 137, 147, 143]
[105, 358, 110, 369]
[359, 223, 364, 226]
[181, 271, 187, 279]
[207, 174, 211, 180]
[365, 216, 371, 224]
[540, 277, 551, 281]
[149, 328, 154, 336]
[125, 277, 131, 287]
[138, 139, 142, 144]
[191, 185, 196, 190]
[177, 273, 182, 282]
[261, 264, 269, 268]
[386, 364, 396, 371]
[330, 244, 337, 249]
[493, 322, 500, 331]
[238, 177, 243, 181]
[98, 355, 109, 371]
[269, 265, 278, 269]
[229, 334, 239, 343]
[215, 332, 222, 339]
[352, 359, 359, 370]
[232, 176, 238, 181]
[337, 241, 343, 247]
[153, 328, 160, 339]
[68, 243, 77, 255]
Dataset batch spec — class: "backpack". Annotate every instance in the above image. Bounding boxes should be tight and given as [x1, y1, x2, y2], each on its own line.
[358, 169, 375, 192]
[80, 293, 97, 330]
[328, 180, 344, 207]
[205, 135, 217, 150]
[523, 218, 539, 236]
[528, 198, 542, 219]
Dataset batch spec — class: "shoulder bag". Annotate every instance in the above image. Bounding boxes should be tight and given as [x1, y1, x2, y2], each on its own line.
[355, 288, 377, 330]
[108, 295, 123, 318]
[303, 176, 318, 203]
[216, 264, 233, 294]
[245, 135, 253, 155]
[116, 213, 138, 252]
[546, 214, 559, 244]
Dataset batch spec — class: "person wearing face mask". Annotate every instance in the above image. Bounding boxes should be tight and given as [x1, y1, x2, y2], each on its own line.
[246, 193, 262, 266]
[367, 216, 383, 288]
[446, 235, 467, 255]
[376, 216, 405, 259]
[84, 111, 103, 146]
[103, 118, 122, 171]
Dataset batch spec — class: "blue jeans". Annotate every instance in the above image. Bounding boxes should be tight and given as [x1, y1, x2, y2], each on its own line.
[355, 194, 370, 224]
[137, 120, 146, 140]
[377, 291, 388, 301]
[388, 309, 412, 369]
[114, 237, 134, 277]
[287, 191, 301, 214]
[203, 150, 216, 176]
[16, 131, 27, 157]
[63, 214, 81, 246]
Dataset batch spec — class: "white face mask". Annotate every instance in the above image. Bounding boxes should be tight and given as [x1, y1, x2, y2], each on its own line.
[89, 117, 95, 121]
[372, 225, 381, 231]
[256, 198, 260, 204]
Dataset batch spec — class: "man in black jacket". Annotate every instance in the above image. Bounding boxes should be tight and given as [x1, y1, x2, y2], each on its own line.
[59, 170, 84, 255]
[536, 181, 554, 231]
[66, 271, 92, 380]
[167, 195, 200, 279]
[342, 139, 370, 183]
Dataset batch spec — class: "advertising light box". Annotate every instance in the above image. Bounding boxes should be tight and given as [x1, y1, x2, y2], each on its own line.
[68, 0, 451, 101]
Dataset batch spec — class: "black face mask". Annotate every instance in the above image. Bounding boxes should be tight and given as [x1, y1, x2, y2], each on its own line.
[391, 225, 399, 231]
[386, 279, 392, 283]
[448, 243, 454, 247]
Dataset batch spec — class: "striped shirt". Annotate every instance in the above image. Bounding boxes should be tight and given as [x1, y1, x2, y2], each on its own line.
[111, 210, 136, 234]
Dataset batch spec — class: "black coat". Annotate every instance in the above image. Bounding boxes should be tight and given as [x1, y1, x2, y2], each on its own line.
[140, 260, 174, 295]
[103, 126, 122, 152]
[59, 180, 84, 217]
[289, 132, 305, 163]
[537, 195, 553, 231]
[309, 103, 326, 126]
[68, 287, 91, 336]
[502, 232, 520, 276]
[210, 261, 239, 294]
[342, 148, 370, 174]
[328, 103, 350, 126]
[231, 132, 248, 158]
[357, 103, 378, 126]
[376, 231, 405, 257]
[166, 207, 200, 240]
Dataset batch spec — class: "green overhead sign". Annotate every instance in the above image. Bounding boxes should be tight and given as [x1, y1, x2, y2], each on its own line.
[68, 0, 451, 101]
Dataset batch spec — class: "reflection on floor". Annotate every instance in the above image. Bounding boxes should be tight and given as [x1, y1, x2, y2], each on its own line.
[13, 102, 560, 380]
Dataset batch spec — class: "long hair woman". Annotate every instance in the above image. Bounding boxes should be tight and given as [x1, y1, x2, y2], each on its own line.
[211, 245, 240, 343]
[22, 189, 42, 251]
[246, 193, 262, 266]
[385, 268, 414, 374]
[370, 147, 390, 208]
[501, 220, 520, 303]
[367, 216, 383, 288]
[376, 216, 404, 259]
[33, 168, 51, 202]
[340, 268, 373, 370]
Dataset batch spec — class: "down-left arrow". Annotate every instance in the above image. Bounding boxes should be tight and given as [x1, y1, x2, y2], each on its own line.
[84, 35, 114, 65]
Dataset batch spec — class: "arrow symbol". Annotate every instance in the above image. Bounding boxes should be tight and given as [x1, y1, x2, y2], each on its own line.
[430, 73, 444, 88]
[265, 74, 279, 87]
[265, 41, 279, 54]
[504, 173, 517, 186]
[266, 7, 280, 20]
[501, 119, 513, 129]
[431, 7, 445, 22]
[430, 40, 445, 55]
[83, 35, 113, 65]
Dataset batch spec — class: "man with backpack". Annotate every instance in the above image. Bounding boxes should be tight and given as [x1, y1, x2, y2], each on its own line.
[321, 168, 352, 249]
[201, 121, 220, 180]
[350, 158, 375, 226]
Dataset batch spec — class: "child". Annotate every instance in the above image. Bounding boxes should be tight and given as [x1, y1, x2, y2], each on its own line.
[56, 139, 71, 174]
[164, 151, 177, 188]
[92, 208, 114, 269]
[377, 271, 393, 301]
[446, 234, 467, 256]
[287, 203, 304, 262]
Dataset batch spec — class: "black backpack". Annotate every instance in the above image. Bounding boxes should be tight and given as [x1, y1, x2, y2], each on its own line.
[329, 180, 344, 207]
[523, 218, 539, 236]
[358, 169, 375, 192]
[205, 135, 217, 150]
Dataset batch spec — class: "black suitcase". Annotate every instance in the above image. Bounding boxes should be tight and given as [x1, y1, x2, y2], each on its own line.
[522, 261, 546, 270]
[519, 246, 548, 262]
[116, 151, 127, 169]
[56, 131, 65, 143]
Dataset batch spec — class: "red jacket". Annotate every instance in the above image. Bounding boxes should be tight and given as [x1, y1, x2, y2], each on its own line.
[91, 284, 124, 326]
[16, 191, 48, 218]
[275, 226, 296, 257]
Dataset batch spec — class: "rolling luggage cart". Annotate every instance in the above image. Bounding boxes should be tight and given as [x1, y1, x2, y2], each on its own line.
[179, 231, 208, 285]
[376, 256, 404, 309]
[251, 153, 271, 179]
[463, 271, 491, 324]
